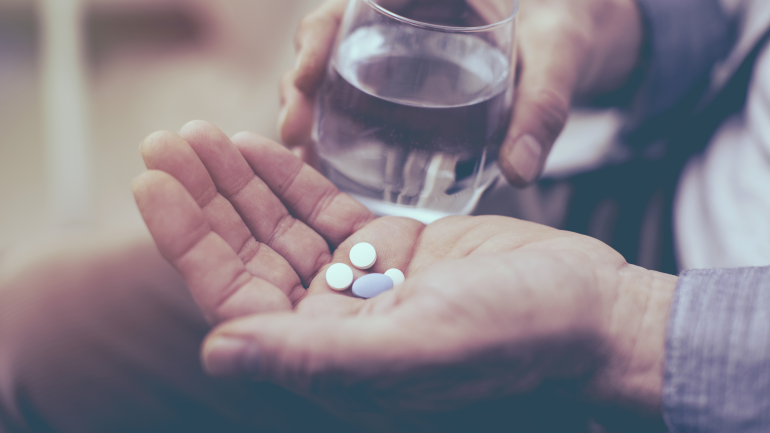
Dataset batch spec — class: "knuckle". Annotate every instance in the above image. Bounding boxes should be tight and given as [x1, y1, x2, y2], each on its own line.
[564, 28, 593, 54]
[296, 0, 341, 51]
[294, 14, 316, 50]
[297, 14, 315, 36]
[279, 71, 294, 106]
[281, 70, 294, 87]
[527, 88, 570, 137]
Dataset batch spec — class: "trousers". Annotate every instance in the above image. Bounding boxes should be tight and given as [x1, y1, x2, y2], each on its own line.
[0, 232, 354, 433]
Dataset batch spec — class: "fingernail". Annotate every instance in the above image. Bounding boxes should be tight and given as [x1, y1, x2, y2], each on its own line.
[203, 336, 261, 377]
[508, 135, 542, 184]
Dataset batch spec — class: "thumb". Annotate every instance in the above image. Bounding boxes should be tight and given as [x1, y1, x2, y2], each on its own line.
[499, 42, 582, 186]
[201, 312, 412, 390]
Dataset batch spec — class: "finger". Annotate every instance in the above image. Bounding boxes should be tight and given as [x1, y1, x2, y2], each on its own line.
[133, 171, 292, 324]
[289, 141, 321, 169]
[140, 131, 305, 303]
[232, 132, 376, 247]
[178, 121, 333, 287]
[278, 70, 316, 147]
[280, 0, 346, 147]
[293, 0, 347, 95]
[499, 28, 586, 186]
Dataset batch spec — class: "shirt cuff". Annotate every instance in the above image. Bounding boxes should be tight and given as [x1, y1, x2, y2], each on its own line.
[664, 267, 770, 432]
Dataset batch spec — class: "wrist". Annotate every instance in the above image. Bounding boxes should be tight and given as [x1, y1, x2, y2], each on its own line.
[591, 264, 677, 417]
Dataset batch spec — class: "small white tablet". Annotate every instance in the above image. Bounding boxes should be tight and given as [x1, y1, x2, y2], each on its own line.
[349, 242, 377, 270]
[325, 263, 354, 291]
[384, 268, 405, 286]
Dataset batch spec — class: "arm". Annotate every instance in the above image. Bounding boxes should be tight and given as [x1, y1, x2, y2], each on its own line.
[624, 0, 735, 141]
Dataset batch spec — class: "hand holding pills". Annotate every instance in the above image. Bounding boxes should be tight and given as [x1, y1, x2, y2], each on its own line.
[137, 122, 673, 430]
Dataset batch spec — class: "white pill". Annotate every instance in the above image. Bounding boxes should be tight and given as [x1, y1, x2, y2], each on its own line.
[349, 242, 377, 270]
[325, 263, 354, 291]
[384, 268, 405, 286]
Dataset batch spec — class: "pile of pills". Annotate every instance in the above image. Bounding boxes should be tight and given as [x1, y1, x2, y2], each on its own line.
[325, 242, 405, 299]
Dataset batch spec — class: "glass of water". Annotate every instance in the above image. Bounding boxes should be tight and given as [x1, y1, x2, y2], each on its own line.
[314, 0, 518, 223]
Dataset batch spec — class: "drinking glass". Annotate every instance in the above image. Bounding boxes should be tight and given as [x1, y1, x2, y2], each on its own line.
[313, 0, 518, 223]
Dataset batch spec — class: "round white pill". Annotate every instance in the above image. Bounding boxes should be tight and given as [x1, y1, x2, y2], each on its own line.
[349, 242, 377, 270]
[325, 263, 354, 291]
[384, 268, 405, 286]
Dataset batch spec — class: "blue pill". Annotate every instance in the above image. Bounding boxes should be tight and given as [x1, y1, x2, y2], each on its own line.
[352, 273, 394, 299]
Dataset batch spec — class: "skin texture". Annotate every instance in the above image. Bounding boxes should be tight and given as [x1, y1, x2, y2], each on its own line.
[133, 121, 677, 431]
[278, 0, 644, 185]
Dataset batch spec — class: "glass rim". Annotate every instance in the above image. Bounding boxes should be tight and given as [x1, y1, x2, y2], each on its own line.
[361, 0, 518, 33]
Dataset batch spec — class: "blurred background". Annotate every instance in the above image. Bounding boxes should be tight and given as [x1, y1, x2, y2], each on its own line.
[0, 0, 321, 254]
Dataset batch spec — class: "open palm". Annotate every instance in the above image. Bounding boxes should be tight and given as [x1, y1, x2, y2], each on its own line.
[133, 121, 660, 429]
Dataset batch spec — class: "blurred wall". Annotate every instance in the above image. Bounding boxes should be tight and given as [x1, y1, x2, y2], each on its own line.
[0, 0, 322, 252]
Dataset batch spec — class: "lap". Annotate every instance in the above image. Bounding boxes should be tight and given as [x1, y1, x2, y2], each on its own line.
[0, 232, 350, 433]
[476, 159, 678, 274]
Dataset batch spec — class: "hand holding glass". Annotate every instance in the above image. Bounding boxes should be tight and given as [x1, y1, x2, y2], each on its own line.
[314, 0, 518, 223]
